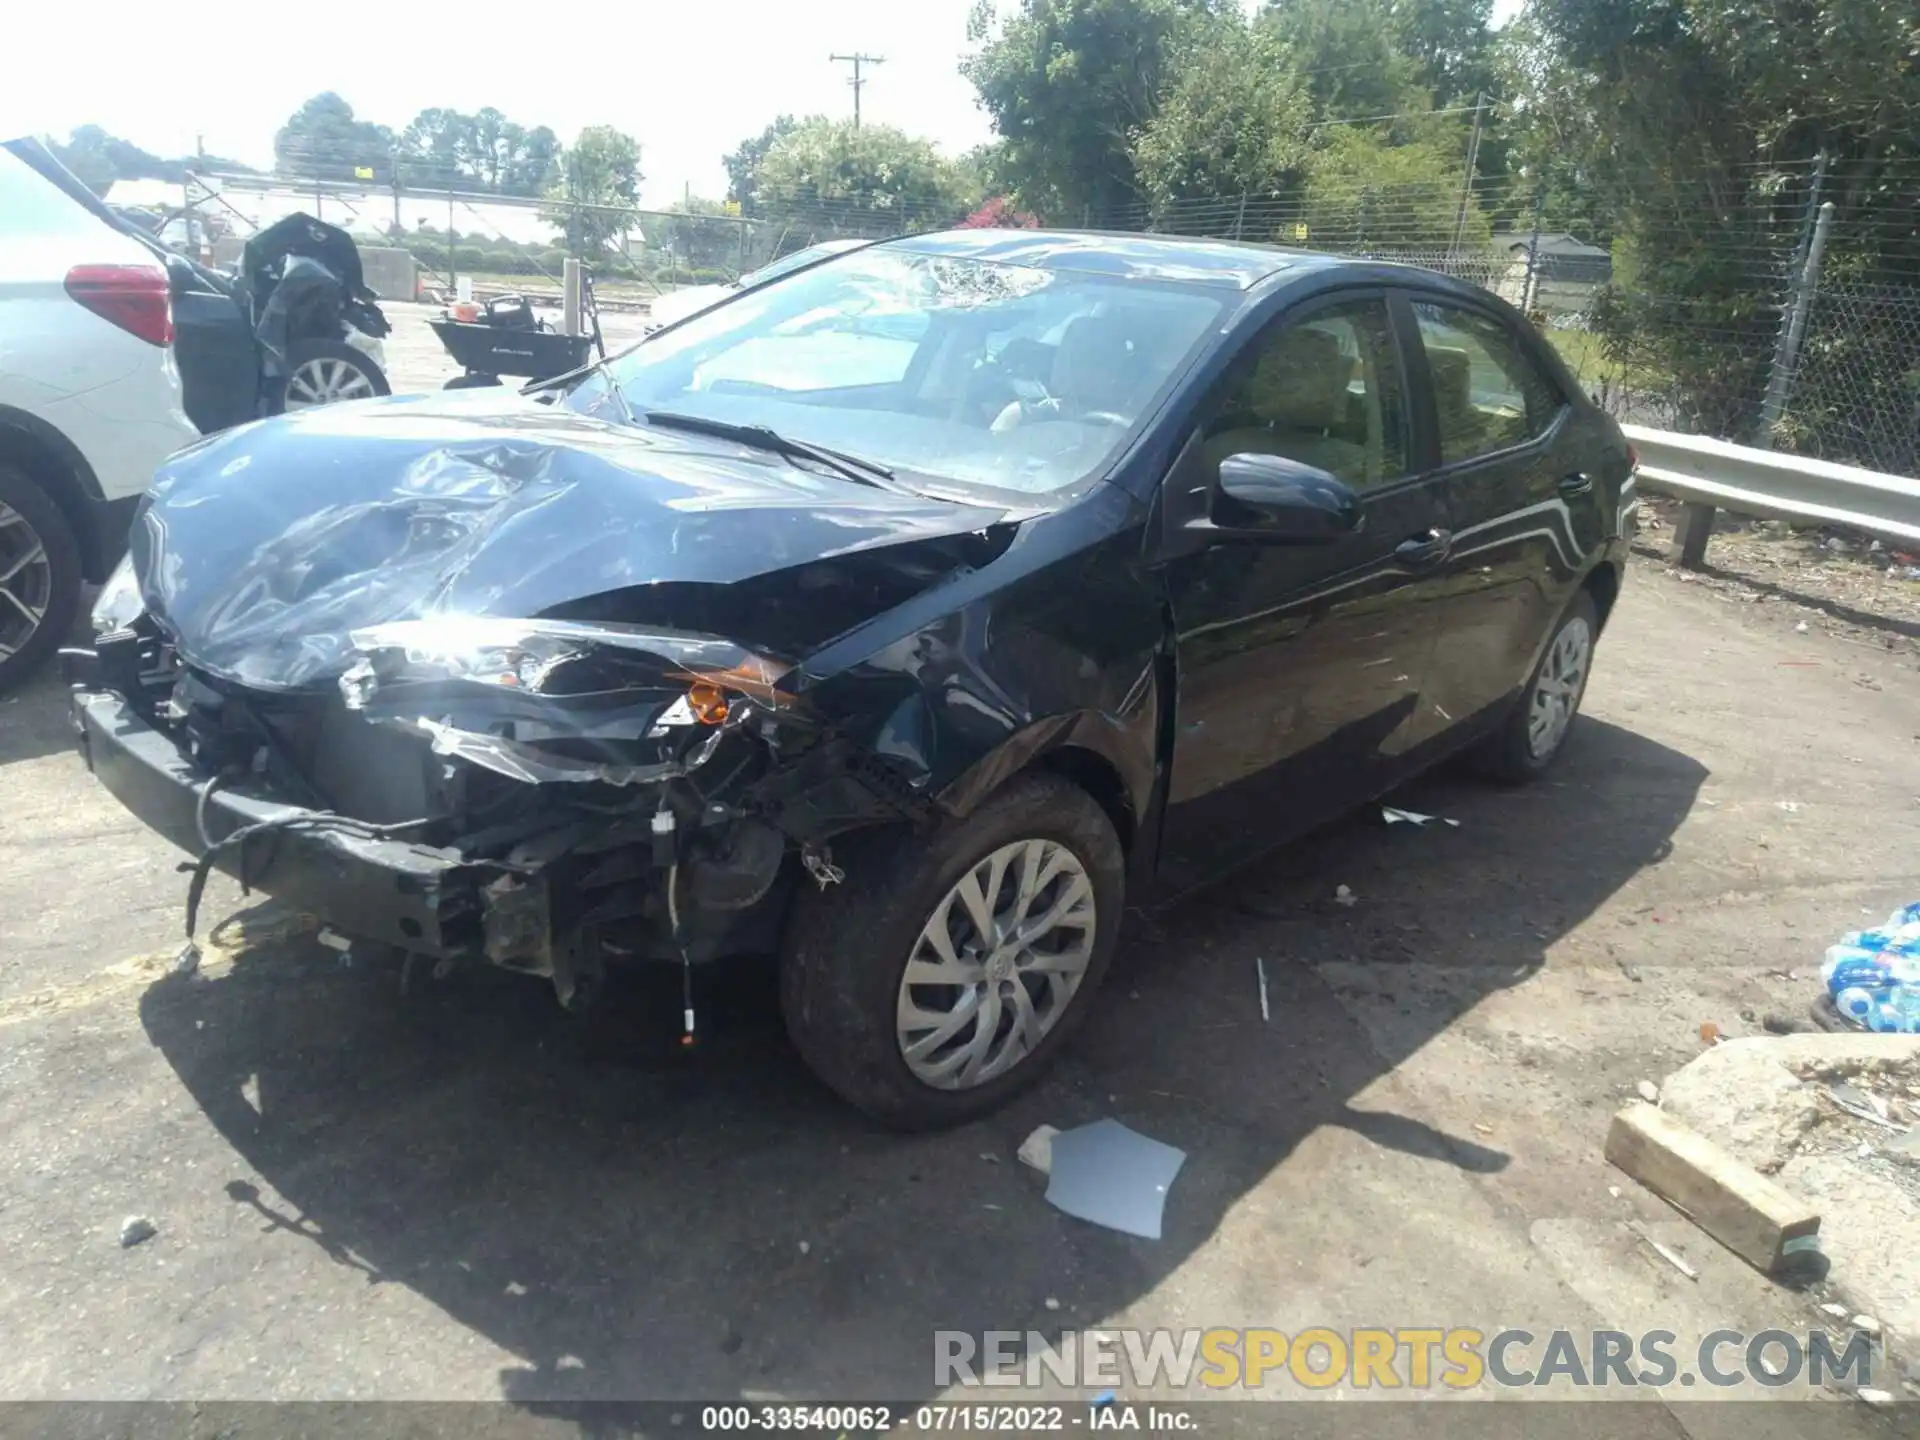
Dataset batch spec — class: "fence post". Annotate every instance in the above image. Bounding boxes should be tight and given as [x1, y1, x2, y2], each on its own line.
[1675, 164, 1832, 570]
[562, 258, 583, 337]
[1234, 192, 1247, 241]
[1521, 189, 1545, 313]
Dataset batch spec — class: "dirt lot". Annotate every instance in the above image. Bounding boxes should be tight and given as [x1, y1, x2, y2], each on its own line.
[0, 342, 1915, 1427]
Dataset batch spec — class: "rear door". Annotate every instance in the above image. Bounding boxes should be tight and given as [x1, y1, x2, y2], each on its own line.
[1156, 290, 1452, 893]
[1395, 292, 1599, 735]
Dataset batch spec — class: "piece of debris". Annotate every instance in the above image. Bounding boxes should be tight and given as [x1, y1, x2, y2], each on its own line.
[1637, 1080, 1661, 1103]
[1851, 1314, 1881, 1336]
[1608, 1186, 1622, 1199]
[1795, 621, 1810, 633]
[798, 1241, 811, 1256]
[1044, 1119, 1187, 1240]
[1018, 1124, 1061, 1176]
[1699, 1022, 1721, 1044]
[118, 1216, 157, 1248]
[1606, 1102, 1821, 1273]
[979, 1152, 999, 1164]
[555, 1355, 585, 1371]
[1821, 1302, 1850, 1318]
[1473, 1122, 1494, 1136]
[1382, 806, 1461, 828]
[1856, 1388, 1895, 1408]
[1828, 1081, 1906, 1130]
[1044, 1297, 1061, 1312]
[1629, 1221, 1700, 1281]
[1776, 800, 1801, 813]
[1255, 957, 1270, 1023]
[1334, 884, 1357, 908]
[1764, 1012, 1814, 1035]
[505, 1281, 527, 1297]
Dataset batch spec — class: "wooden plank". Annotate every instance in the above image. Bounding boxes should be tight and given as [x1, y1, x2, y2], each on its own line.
[1605, 1102, 1821, 1273]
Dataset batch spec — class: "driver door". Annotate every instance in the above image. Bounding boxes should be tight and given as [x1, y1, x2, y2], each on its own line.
[1155, 291, 1452, 894]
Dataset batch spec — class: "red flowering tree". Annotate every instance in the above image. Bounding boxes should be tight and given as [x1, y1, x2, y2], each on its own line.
[958, 196, 1040, 229]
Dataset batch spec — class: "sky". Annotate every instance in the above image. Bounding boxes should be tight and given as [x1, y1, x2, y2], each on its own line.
[4, 0, 1525, 207]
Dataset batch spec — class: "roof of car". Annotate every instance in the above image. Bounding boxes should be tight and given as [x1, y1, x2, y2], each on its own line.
[884, 229, 1338, 291]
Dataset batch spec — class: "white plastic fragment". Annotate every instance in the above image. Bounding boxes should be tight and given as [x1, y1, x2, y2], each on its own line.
[1637, 1080, 1660, 1103]
[1382, 806, 1461, 828]
[1256, 956, 1270, 1023]
[1018, 1124, 1061, 1176]
[1334, 884, 1357, 907]
[1044, 1119, 1187, 1240]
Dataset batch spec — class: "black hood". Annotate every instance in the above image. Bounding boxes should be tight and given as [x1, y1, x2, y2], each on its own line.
[132, 392, 1008, 690]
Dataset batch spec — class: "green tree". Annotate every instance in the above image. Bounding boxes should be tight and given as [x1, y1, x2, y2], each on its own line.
[655, 197, 746, 273]
[753, 117, 967, 229]
[1260, 0, 1425, 124]
[398, 108, 559, 195]
[1300, 126, 1488, 249]
[723, 116, 798, 211]
[1131, 15, 1313, 211]
[962, 0, 1226, 223]
[274, 93, 395, 181]
[541, 125, 643, 255]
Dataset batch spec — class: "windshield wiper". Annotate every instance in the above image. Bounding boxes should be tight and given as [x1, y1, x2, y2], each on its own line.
[640, 410, 897, 489]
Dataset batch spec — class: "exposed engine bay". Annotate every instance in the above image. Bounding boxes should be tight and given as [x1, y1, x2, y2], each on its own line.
[67, 395, 1050, 1012]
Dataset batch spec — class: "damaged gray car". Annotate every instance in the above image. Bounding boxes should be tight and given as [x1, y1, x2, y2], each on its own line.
[66, 231, 1633, 1127]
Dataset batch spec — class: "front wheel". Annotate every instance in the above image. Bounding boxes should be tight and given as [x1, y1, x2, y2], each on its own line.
[780, 773, 1124, 1129]
[1473, 590, 1598, 781]
[271, 339, 391, 413]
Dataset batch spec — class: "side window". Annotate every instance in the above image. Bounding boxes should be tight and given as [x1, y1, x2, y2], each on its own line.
[1412, 301, 1566, 465]
[1199, 298, 1408, 491]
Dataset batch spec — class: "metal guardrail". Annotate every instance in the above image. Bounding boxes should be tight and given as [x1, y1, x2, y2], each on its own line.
[1622, 423, 1920, 566]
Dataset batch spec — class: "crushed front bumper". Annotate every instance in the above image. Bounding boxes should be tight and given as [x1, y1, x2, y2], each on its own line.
[70, 687, 523, 958]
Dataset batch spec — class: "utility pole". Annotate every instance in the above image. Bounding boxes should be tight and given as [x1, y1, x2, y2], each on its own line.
[1451, 91, 1488, 256]
[829, 52, 886, 129]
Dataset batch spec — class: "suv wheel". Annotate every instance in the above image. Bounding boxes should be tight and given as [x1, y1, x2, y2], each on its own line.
[781, 773, 1124, 1129]
[0, 464, 82, 693]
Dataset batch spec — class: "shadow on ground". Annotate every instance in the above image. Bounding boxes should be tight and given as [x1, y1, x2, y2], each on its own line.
[135, 717, 1705, 1405]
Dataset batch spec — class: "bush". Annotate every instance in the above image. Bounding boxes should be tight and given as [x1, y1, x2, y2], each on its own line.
[454, 246, 487, 271]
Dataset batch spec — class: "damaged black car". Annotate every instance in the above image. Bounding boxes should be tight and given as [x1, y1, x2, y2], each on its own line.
[66, 231, 1635, 1128]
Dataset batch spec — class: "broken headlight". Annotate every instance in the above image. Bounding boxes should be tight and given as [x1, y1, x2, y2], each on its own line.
[91, 553, 144, 636]
[339, 616, 791, 712]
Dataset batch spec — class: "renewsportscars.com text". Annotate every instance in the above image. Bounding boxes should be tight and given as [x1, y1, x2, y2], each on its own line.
[935, 1326, 1878, 1392]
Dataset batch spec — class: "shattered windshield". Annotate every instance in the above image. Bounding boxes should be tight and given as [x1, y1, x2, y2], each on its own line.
[575, 248, 1226, 496]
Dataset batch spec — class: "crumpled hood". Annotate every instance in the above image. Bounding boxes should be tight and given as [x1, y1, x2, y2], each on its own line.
[131, 392, 1007, 690]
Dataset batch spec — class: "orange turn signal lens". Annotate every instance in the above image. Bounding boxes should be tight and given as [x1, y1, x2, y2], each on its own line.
[686, 681, 730, 725]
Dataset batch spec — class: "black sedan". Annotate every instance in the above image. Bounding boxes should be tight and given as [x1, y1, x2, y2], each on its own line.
[67, 230, 1635, 1128]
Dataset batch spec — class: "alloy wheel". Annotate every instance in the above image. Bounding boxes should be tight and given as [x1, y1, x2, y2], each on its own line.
[1528, 614, 1592, 759]
[284, 356, 379, 409]
[896, 838, 1098, 1090]
[0, 501, 51, 664]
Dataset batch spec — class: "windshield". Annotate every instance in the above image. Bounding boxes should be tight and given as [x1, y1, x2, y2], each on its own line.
[738, 240, 863, 289]
[575, 247, 1227, 497]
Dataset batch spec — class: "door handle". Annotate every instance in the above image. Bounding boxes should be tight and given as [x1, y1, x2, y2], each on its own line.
[1558, 473, 1595, 497]
[1394, 528, 1452, 570]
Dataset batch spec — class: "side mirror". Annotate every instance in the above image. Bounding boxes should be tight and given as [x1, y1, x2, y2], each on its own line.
[1210, 452, 1362, 542]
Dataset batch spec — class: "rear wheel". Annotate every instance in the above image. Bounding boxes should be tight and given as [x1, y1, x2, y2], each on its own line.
[1473, 591, 1597, 781]
[780, 773, 1124, 1129]
[273, 339, 390, 413]
[0, 464, 82, 693]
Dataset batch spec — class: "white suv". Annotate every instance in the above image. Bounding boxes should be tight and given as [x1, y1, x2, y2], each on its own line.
[0, 138, 200, 689]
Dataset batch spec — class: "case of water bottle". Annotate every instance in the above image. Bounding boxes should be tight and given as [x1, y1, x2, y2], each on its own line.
[1821, 902, 1920, 1033]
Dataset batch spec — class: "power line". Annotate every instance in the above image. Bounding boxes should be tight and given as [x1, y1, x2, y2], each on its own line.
[828, 52, 886, 130]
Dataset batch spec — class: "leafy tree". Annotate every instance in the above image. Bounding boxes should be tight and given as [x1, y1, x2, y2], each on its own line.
[274, 93, 395, 182]
[1299, 126, 1488, 249]
[1131, 14, 1312, 210]
[1259, 0, 1425, 124]
[753, 117, 967, 228]
[541, 125, 643, 255]
[398, 108, 559, 195]
[723, 116, 798, 211]
[1384, 0, 1496, 105]
[45, 126, 254, 196]
[655, 197, 747, 272]
[962, 0, 1226, 223]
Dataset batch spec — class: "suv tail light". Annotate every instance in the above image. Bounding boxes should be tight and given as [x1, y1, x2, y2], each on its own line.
[64, 264, 173, 346]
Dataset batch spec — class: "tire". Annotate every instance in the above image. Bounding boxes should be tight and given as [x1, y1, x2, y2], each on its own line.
[781, 772, 1125, 1129]
[1472, 590, 1599, 782]
[0, 463, 83, 694]
[270, 338, 391, 414]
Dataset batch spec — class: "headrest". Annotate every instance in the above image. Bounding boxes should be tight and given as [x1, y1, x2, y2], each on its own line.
[1050, 316, 1138, 408]
[1248, 326, 1350, 431]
